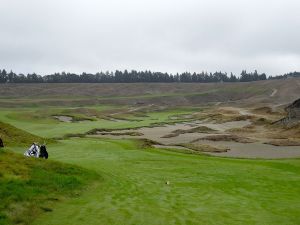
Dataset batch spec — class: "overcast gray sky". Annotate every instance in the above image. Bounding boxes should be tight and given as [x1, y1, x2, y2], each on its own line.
[0, 0, 299, 75]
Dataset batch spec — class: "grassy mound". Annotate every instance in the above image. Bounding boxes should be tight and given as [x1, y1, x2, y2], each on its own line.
[0, 121, 54, 147]
[0, 149, 99, 225]
[161, 126, 217, 138]
[181, 143, 228, 153]
[264, 139, 300, 146]
[195, 134, 254, 143]
[195, 111, 253, 123]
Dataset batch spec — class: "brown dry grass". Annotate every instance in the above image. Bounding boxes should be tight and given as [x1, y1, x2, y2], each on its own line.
[264, 139, 300, 146]
[194, 134, 255, 143]
[96, 131, 143, 136]
[252, 106, 284, 116]
[252, 107, 273, 114]
[1, 78, 300, 107]
[181, 143, 229, 153]
[226, 125, 256, 133]
[136, 138, 162, 148]
[195, 110, 254, 123]
[270, 123, 300, 139]
[252, 117, 274, 125]
[161, 126, 217, 138]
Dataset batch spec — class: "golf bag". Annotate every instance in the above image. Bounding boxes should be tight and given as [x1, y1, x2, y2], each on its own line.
[24, 143, 40, 158]
[0, 138, 3, 147]
[39, 145, 48, 159]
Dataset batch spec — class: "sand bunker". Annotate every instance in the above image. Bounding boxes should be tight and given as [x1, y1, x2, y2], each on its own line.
[89, 117, 300, 159]
[195, 120, 251, 132]
[201, 140, 300, 159]
[89, 120, 252, 148]
[53, 115, 73, 123]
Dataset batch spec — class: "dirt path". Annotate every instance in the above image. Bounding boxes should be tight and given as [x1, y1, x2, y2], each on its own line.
[270, 89, 278, 97]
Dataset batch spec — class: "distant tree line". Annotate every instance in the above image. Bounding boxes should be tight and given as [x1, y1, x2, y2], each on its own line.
[0, 69, 298, 83]
[268, 71, 300, 80]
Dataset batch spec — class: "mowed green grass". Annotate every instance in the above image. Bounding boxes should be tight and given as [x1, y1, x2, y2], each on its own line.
[0, 107, 199, 138]
[0, 149, 98, 225]
[10, 138, 300, 225]
[1, 103, 300, 225]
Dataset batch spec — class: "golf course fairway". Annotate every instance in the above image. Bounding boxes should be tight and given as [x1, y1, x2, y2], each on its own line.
[20, 138, 300, 225]
[1, 81, 300, 225]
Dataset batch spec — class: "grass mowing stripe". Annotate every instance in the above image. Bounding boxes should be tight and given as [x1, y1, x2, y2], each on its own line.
[28, 138, 300, 225]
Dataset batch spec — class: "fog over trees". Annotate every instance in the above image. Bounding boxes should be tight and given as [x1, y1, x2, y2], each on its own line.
[0, 69, 299, 83]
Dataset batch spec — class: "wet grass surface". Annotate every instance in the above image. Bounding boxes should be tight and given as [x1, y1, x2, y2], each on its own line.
[0, 107, 200, 138]
[0, 149, 99, 225]
[22, 138, 300, 225]
[0, 82, 300, 225]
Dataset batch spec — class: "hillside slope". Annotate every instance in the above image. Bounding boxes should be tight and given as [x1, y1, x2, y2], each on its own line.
[0, 78, 299, 107]
[0, 122, 99, 225]
[0, 149, 99, 225]
[0, 121, 54, 147]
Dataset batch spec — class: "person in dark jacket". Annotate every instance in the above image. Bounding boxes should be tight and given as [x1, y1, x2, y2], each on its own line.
[0, 138, 3, 147]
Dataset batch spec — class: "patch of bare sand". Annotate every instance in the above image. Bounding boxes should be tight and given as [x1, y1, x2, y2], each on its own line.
[88, 120, 251, 145]
[87, 107, 300, 159]
[198, 140, 300, 159]
[194, 134, 254, 143]
[53, 115, 73, 123]
[88, 124, 208, 145]
[197, 120, 251, 132]
[264, 139, 300, 146]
